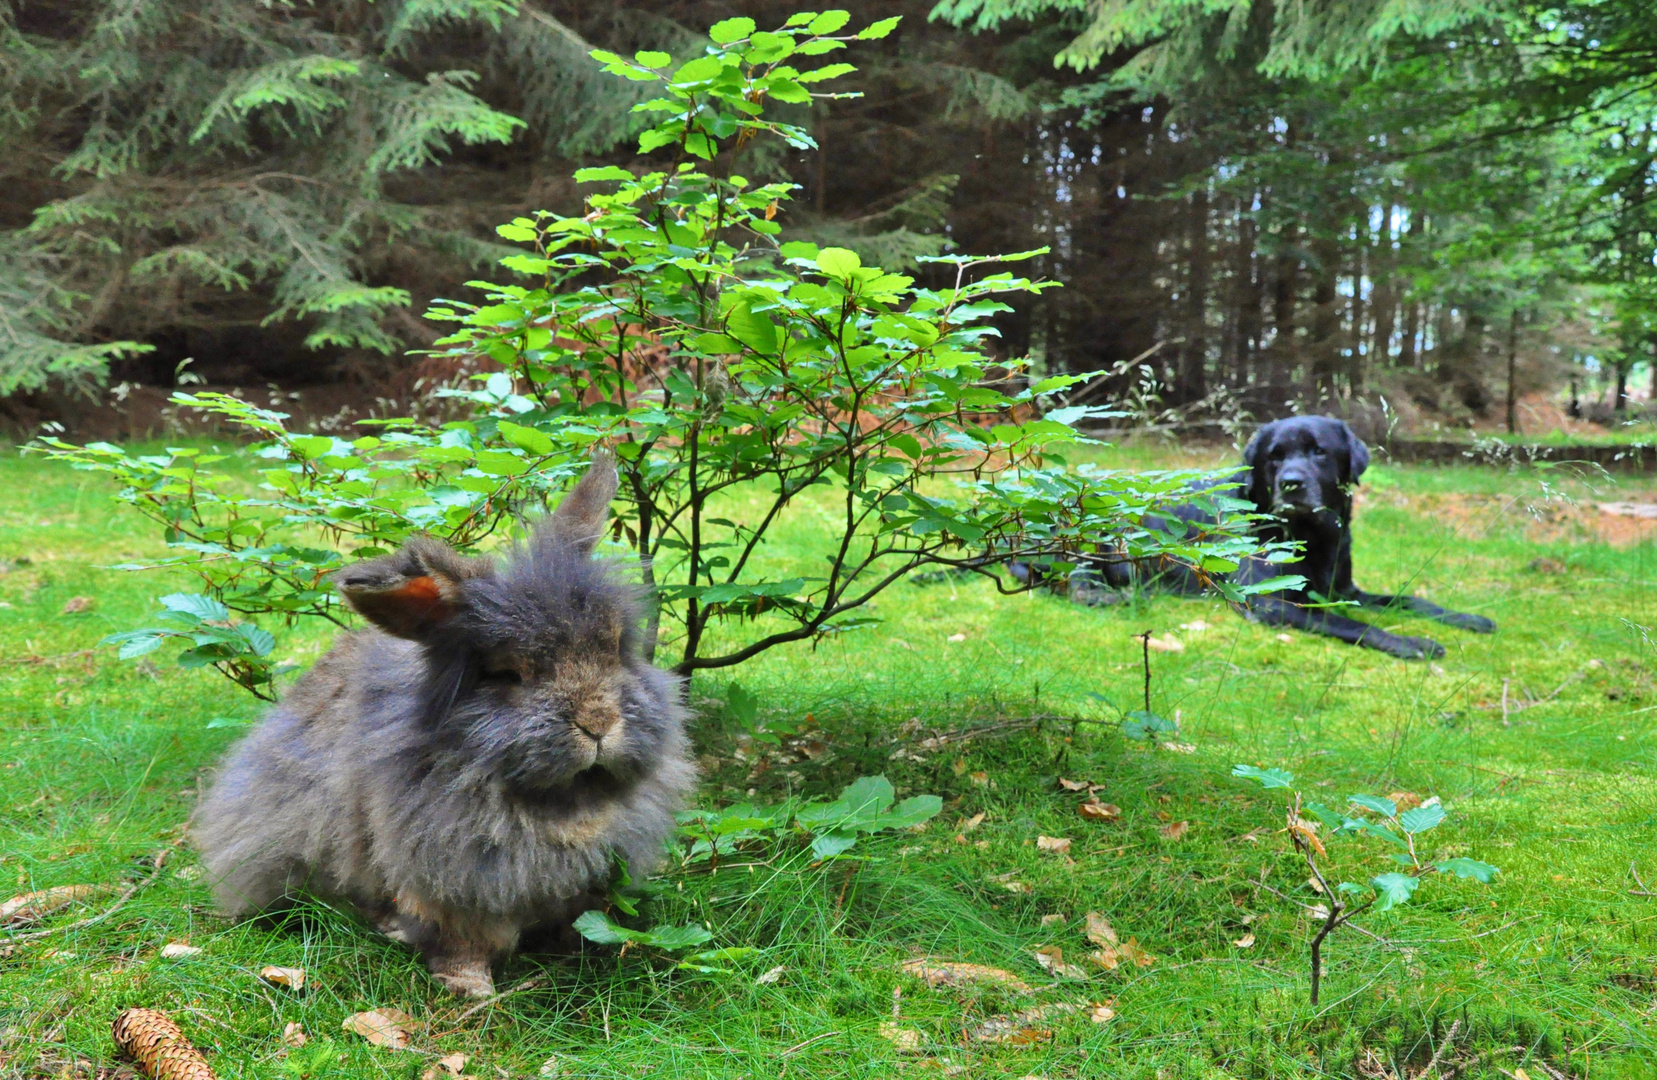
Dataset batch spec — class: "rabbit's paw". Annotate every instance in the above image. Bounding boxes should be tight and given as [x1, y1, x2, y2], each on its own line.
[429, 955, 495, 999]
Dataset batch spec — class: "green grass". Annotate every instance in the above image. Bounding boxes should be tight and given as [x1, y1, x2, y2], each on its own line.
[3, 444, 1656, 1079]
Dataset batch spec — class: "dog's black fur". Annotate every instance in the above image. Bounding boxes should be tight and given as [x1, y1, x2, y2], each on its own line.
[1033, 416, 1495, 659]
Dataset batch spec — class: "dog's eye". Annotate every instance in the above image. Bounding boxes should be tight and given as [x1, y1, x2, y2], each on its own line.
[479, 666, 522, 685]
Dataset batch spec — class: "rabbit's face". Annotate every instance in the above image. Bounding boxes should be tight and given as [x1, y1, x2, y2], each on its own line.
[438, 547, 668, 792]
[334, 456, 679, 795]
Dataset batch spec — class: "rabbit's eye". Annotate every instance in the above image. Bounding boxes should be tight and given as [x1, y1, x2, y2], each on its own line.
[478, 665, 522, 686]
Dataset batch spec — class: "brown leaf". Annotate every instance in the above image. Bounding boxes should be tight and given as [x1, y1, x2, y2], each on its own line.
[1089, 1000, 1117, 1023]
[877, 1021, 923, 1052]
[1117, 938, 1155, 968]
[897, 959, 1032, 993]
[1057, 777, 1092, 792]
[952, 758, 967, 776]
[1084, 911, 1119, 948]
[966, 1003, 1076, 1044]
[1158, 820, 1190, 841]
[1386, 791, 1423, 812]
[946, 633, 967, 643]
[969, 771, 989, 787]
[1233, 932, 1256, 949]
[281, 1022, 307, 1049]
[342, 1008, 415, 1050]
[1031, 945, 1088, 980]
[1288, 817, 1326, 856]
[756, 965, 786, 986]
[1077, 798, 1121, 823]
[1035, 835, 1071, 855]
[959, 812, 985, 833]
[1145, 633, 1183, 653]
[422, 1053, 468, 1079]
[62, 596, 94, 614]
[259, 965, 306, 991]
[1, 883, 112, 926]
[1039, 913, 1066, 928]
[159, 942, 201, 960]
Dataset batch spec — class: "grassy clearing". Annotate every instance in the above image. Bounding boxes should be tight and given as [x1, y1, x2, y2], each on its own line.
[2, 442, 1655, 1079]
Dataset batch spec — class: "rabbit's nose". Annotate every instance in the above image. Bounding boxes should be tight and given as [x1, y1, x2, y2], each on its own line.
[573, 708, 621, 741]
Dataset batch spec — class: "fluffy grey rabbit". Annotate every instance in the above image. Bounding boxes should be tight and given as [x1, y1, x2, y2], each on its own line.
[191, 455, 695, 996]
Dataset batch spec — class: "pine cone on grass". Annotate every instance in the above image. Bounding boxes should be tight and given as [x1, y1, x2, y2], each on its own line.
[111, 1009, 217, 1080]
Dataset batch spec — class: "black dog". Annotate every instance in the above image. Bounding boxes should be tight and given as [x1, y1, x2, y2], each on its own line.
[1027, 416, 1495, 659]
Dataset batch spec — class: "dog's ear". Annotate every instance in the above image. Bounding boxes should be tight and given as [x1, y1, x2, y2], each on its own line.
[335, 536, 485, 640]
[1241, 422, 1275, 510]
[1339, 422, 1371, 484]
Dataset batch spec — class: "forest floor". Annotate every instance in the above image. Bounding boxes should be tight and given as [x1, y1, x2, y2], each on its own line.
[1, 439, 1655, 1079]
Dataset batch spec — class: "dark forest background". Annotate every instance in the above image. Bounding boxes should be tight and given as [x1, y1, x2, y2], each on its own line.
[2, 0, 1653, 437]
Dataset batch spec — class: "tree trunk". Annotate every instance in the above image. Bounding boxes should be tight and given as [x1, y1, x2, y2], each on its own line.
[1505, 307, 1520, 434]
[1400, 300, 1419, 369]
[1270, 230, 1298, 400]
[1348, 243, 1367, 395]
[1181, 188, 1210, 403]
[1308, 236, 1340, 400]
[1235, 208, 1262, 391]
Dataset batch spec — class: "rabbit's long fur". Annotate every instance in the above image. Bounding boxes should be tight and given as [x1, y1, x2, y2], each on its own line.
[191, 457, 695, 996]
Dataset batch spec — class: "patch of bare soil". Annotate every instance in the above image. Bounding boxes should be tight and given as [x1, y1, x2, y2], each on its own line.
[1355, 488, 1657, 547]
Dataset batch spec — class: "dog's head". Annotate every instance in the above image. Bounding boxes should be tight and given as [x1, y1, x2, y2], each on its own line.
[1242, 416, 1370, 520]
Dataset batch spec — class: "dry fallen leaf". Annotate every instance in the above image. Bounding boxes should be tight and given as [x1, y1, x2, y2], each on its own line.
[1077, 798, 1122, 823]
[538, 1056, 563, 1077]
[756, 965, 786, 986]
[1039, 913, 1066, 928]
[898, 959, 1032, 993]
[159, 942, 201, 960]
[969, 771, 989, 787]
[1089, 930, 1155, 971]
[1003, 880, 1033, 895]
[952, 758, 967, 775]
[1306, 875, 1326, 894]
[1233, 932, 1256, 949]
[1145, 633, 1183, 653]
[1032, 945, 1088, 980]
[421, 1053, 467, 1079]
[1178, 620, 1210, 633]
[960, 812, 985, 832]
[1275, 633, 1293, 643]
[282, 1022, 307, 1049]
[1, 884, 112, 926]
[342, 1008, 414, 1050]
[62, 596, 94, 614]
[1057, 777, 1091, 792]
[946, 633, 967, 643]
[1159, 820, 1190, 841]
[1035, 835, 1071, 855]
[1386, 791, 1423, 811]
[260, 965, 306, 991]
[1158, 741, 1197, 754]
[878, 1021, 923, 1052]
[967, 1003, 1077, 1045]
[1090, 1000, 1117, 1023]
[1084, 911, 1118, 948]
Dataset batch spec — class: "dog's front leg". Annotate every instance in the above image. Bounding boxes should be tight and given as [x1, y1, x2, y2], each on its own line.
[1248, 596, 1445, 659]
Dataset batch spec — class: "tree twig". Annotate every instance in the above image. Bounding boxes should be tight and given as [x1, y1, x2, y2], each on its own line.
[5, 842, 180, 944]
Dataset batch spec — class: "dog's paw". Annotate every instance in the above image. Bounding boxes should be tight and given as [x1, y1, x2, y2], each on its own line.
[1444, 613, 1496, 634]
[1392, 635, 1446, 660]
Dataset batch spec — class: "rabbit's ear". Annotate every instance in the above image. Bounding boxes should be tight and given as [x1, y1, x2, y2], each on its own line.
[547, 453, 619, 554]
[334, 536, 478, 639]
